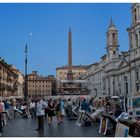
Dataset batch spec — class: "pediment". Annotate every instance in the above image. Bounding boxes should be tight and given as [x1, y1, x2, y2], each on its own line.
[118, 59, 129, 68]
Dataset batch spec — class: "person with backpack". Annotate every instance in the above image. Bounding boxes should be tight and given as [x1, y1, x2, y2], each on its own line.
[55, 99, 61, 125]
[60, 98, 65, 124]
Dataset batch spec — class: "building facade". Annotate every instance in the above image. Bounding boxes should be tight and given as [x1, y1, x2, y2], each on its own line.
[28, 71, 53, 98]
[56, 65, 87, 81]
[12, 66, 24, 97]
[0, 58, 18, 98]
[82, 3, 140, 98]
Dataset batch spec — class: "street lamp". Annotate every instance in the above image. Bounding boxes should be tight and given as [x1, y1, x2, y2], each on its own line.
[24, 44, 28, 104]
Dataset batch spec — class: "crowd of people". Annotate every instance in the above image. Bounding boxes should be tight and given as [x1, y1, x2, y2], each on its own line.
[0, 95, 125, 134]
[0, 96, 66, 132]
[0, 99, 10, 132]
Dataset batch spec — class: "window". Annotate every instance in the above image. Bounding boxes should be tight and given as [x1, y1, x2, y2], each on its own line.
[135, 33, 138, 48]
[134, 9, 137, 22]
[136, 83, 139, 92]
[135, 70, 139, 81]
[118, 84, 121, 95]
[124, 76, 127, 81]
[125, 82, 128, 95]
[113, 51, 116, 55]
[113, 33, 116, 44]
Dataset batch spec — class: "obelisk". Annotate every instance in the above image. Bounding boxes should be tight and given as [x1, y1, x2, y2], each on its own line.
[67, 27, 73, 81]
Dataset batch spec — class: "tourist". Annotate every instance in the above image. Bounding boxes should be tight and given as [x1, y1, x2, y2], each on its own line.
[104, 98, 111, 113]
[102, 102, 123, 131]
[55, 99, 61, 125]
[60, 98, 65, 123]
[47, 98, 55, 126]
[29, 99, 36, 118]
[42, 98, 48, 118]
[4, 100, 10, 112]
[0, 99, 5, 132]
[67, 98, 72, 106]
[80, 99, 87, 111]
[36, 96, 48, 131]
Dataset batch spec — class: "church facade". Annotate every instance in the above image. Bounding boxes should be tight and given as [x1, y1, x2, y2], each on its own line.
[82, 3, 140, 97]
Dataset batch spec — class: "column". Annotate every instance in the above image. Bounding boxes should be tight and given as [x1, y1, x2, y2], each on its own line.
[139, 30, 140, 47]
[108, 33, 111, 45]
[107, 34, 109, 46]
[132, 33, 135, 49]
[107, 77, 109, 96]
[128, 71, 131, 96]
[115, 33, 118, 45]
[137, 31, 140, 47]
[128, 31, 132, 49]
[132, 10, 135, 24]
[136, 6, 139, 21]
[110, 76, 113, 96]
[131, 69, 135, 96]
[138, 6, 140, 20]
[138, 68, 140, 90]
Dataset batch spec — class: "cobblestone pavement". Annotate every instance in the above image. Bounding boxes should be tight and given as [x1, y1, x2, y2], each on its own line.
[0, 115, 106, 137]
[0, 106, 115, 137]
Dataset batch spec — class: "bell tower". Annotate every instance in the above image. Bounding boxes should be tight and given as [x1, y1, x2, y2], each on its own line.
[106, 18, 119, 61]
[127, 3, 140, 50]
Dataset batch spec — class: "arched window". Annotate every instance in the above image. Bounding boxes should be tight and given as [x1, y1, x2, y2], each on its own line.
[113, 51, 116, 55]
[136, 33, 138, 48]
[112, 33, 116, 44]
[134, 9, 137, 22]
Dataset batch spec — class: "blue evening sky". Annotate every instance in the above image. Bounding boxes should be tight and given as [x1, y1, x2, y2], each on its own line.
[0, 3, 131, 76]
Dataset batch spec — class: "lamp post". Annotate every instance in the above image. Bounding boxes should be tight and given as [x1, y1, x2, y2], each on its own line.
[24, 44, 28, 104]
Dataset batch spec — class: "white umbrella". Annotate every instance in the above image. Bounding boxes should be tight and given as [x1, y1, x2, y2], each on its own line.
[94, 98, 99, 100]
[111, 96, 119, 99]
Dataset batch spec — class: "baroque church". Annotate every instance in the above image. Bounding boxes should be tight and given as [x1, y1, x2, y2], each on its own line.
[82, 3, 140, 97]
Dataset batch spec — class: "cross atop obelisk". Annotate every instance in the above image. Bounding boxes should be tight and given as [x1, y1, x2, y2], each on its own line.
[67, 27, 73, 81]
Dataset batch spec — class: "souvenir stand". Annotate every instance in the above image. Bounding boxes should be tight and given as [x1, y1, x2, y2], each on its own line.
[115, 93, 140, 137]
[65, 104, 78, 121]
[76, 110, 86, 127]
[85, 97, 105, 125]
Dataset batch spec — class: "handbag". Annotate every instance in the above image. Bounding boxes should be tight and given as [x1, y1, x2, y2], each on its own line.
[61, 109, 65, 116]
